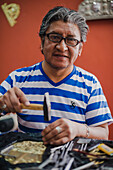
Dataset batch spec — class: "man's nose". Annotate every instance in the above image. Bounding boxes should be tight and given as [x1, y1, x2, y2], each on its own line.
[56, 39, 68, 51]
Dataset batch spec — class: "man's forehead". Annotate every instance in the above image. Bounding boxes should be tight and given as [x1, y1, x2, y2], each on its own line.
[47, 20, 81, 36]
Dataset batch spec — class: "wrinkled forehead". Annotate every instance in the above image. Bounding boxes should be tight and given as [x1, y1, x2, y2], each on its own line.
[46, 20, 81, 38]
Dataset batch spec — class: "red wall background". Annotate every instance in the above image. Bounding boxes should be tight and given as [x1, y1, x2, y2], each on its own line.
[0, 0, 113, 139]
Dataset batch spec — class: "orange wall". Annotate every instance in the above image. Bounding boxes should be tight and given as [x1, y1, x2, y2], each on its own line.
[0, 0, 113, 139]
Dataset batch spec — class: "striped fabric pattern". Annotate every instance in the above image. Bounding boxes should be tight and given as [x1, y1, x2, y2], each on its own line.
[0, 62, 112, 133]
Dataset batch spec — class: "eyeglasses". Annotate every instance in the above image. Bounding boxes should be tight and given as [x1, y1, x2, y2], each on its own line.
[46, 33, 81, 47]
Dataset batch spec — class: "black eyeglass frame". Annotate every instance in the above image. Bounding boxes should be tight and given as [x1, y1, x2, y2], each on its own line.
[45, 33, 81, 47]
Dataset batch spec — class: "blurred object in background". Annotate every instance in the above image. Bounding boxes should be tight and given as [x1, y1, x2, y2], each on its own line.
[0, 113, 18, 133]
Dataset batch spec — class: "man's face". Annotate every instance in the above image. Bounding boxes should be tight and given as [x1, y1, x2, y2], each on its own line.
[42, 20, 82, 70]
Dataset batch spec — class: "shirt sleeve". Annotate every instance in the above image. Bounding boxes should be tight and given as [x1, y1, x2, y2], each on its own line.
[0, 71, 16, 96]
[85, 78, 113, 126]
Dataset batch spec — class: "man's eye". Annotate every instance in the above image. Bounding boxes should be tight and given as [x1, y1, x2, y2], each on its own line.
[53, 36, 58, 39]
[67, 37, 76, 42]
[51, 35, 60, 40]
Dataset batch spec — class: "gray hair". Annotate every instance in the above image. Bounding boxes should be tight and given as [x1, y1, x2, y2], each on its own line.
[39, 6, 89, 45]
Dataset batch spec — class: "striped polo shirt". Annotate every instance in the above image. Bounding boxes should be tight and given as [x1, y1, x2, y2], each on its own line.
[0, 62, 112, 133]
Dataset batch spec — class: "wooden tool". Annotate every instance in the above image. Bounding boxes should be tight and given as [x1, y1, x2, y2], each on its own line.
[21, 92, 51, 121]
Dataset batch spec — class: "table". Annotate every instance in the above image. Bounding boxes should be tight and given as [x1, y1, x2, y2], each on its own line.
[0, 132, 113, 170]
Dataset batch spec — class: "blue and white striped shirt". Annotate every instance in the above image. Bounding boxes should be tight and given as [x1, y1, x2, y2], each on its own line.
[0, 62, 112, 133]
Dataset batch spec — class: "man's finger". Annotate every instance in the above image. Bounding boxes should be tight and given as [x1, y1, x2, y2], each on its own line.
[0, 96, 5, 108]
[14, 87, 30, 106]
[50, 136, 69, 145]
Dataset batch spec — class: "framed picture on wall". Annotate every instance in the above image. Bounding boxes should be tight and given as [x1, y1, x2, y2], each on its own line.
[78, 0, 113, 20]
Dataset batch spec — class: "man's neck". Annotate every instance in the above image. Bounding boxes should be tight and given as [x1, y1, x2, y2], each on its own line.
[42, 61, 73, 83]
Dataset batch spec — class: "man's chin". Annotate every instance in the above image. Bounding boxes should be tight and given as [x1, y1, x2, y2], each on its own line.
[45, 60, 72, 70]
[50, 63, 68, 70]
[50, 63, 73, 71]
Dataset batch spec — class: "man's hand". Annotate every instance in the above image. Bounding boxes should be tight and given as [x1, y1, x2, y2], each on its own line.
[0, 87, 30, 113]
[42, 118, 109, 145]
[41, 118, 79, 145]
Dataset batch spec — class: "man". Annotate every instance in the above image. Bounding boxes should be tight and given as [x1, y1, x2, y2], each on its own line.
[0, 6, 112, 145]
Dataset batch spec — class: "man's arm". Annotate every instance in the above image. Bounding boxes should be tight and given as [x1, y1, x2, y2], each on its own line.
[77, 122, 108, 139]
[42, 118, 109, 145]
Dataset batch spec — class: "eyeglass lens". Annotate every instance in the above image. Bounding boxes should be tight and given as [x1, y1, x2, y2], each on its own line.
[47, 33, 80, 47]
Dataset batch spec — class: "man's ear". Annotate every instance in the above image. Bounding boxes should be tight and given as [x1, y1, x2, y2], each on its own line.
[40, 37, 45, 54]
[78, 42, 83, 56]
[41, 43, 44, 54]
